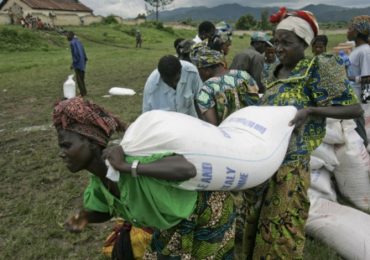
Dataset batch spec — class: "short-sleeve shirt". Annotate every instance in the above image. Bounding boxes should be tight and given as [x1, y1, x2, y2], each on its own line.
[142, 60, 203, 118]
[196, 70, 259, 123]
[83, 154, 198, 230]
[260, 54, 359, 166]
[348, 44, 370, 100]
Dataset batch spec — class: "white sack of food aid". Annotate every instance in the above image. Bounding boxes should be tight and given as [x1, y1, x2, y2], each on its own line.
[120, 106, 296, 191]
[334, 120, 370, 212]
[311, 143, 339, 172]
[361, 103, 370, 146]
[306, 198, 370, 260]
[308, 167, 337, 202]
[309, 155, 325, 170]
[109, 87, 136, 96]
[323, 118, 344, 145]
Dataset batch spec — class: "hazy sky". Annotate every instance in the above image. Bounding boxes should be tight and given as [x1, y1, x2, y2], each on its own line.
[80, 0, 370, 18]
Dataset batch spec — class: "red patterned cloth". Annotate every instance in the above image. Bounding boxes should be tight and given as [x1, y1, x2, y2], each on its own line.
[53, 97, 125, 147]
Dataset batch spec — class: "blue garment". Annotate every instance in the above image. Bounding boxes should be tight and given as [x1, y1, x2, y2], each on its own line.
[70, 37, 87, 71]
[142, 60, 202, 117]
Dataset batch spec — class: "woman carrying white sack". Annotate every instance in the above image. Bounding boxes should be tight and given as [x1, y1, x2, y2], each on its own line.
[233, 7, 363, 260]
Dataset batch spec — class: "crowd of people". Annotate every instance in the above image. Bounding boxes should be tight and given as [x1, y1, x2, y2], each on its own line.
[56, 9, 370, 260]
[19, 14, 55, 30]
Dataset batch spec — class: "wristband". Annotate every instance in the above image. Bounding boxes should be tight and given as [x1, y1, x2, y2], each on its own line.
[131, 160, 140, 178]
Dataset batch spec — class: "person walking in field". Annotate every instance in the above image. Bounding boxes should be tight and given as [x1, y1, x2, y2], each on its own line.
[67, 31, 88, 96]
[135, 30, 142, 48]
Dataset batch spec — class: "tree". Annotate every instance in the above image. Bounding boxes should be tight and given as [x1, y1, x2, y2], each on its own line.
[235, 14, 257, 30]
[145, 0, 174, 22]
[260, 10, 271, 30]
[136, 13, 146, 20]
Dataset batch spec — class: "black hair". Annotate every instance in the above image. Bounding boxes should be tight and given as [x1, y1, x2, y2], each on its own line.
[312, 35, 328, 46]
[67, 31, 74, 37]
[208, 34, 224, 52]
[198, 21, 215, 34]
[174, 38, 184, 49]
[357, 32, 369, 42]
[157, 55, 182, 79]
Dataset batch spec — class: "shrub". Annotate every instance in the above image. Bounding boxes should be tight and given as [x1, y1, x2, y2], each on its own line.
[0, 27, 48, 51]
[102, 15, 118, 25]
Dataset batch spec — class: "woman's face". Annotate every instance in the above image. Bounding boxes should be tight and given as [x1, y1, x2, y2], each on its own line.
[57, 129, 94, 173]
[274, 29, 306, 67]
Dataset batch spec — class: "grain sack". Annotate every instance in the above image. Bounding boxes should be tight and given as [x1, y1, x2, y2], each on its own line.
[323, 118, 344, 145]
[311, 143, 339, 172]
[308, 167, 337, 202]
[334, 120, 370, 212]
[362, 103, 370, 146]
[309, 156, 325, 170]
[306, 198, 370, 260]
[119, 106, 296, 190]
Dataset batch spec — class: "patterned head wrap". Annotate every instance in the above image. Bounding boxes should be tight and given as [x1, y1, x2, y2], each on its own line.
[216, 21, 233, 43]
[53, 97, 125, 147]
[350, 15, 370, 36]
[190, 41, 225, 68]
[270, 7, 319, 46]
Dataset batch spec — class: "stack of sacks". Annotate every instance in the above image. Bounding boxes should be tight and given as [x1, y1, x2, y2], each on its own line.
[308, 118, 370, 211]
[333, 119, 370, 212]
[308, 119, 341, 203]
[306, 198, 370, 259]
[306, 118, 370, 259]
[361, 103, 370, 152]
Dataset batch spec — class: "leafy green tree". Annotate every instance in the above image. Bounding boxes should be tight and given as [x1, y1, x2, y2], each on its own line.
[235, 14, 257, 30]
[102, 15, 118, 24]
[260, 10, 270, 30]
[136, 13, 146, 20]
[145, 0, 174, 22]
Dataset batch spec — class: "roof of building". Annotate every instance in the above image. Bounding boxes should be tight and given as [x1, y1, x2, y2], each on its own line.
[0, 0, 93, 12]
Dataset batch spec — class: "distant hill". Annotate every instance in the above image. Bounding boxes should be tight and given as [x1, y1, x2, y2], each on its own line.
[148, 4, 370, 22]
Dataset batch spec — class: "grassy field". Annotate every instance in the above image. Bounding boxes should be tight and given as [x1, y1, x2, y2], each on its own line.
[0, 23, 345, 259]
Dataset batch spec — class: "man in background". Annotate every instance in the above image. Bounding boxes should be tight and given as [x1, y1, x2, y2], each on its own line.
[143, 55, 203, 118]
[347, 16, 370, 146]
[135, 29, 142, 48]
[193, 21, 216, 43]
[230, 32, 273, 93]
[67, 31, 88, 96]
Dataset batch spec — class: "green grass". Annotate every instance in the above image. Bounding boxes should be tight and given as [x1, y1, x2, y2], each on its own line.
[0, 23, 346, 259]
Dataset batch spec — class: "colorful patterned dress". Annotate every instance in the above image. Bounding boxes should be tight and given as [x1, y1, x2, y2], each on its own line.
[196, 69, 259, 123]
[235, 54, 359, 259]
